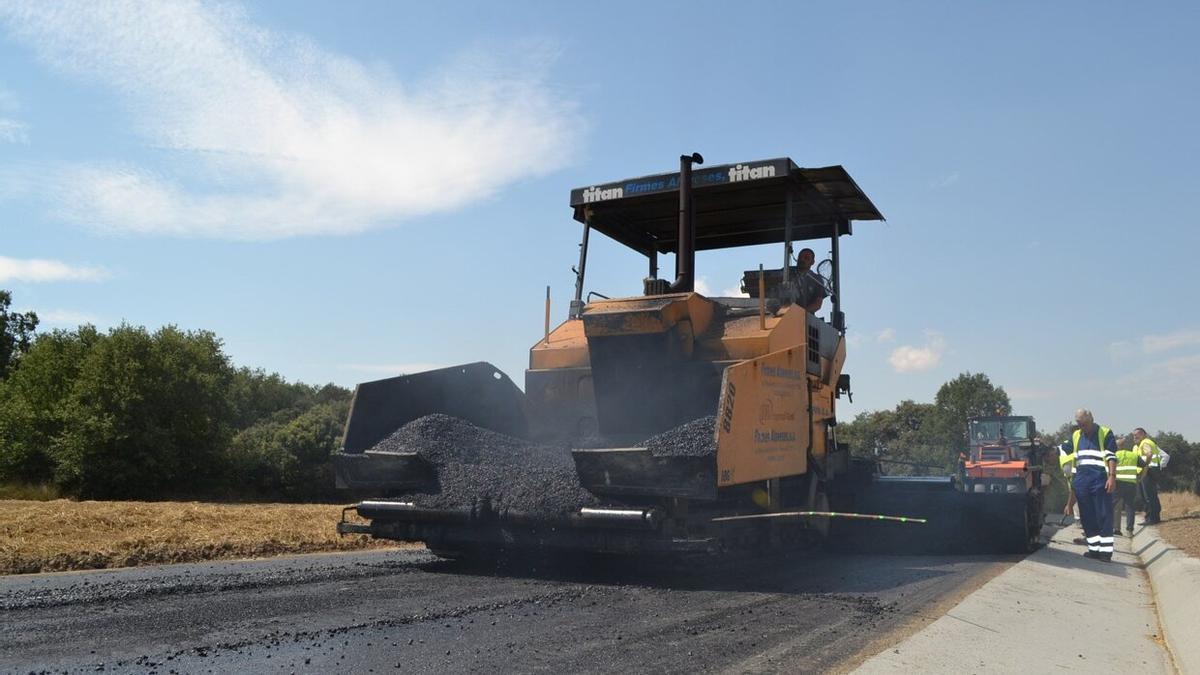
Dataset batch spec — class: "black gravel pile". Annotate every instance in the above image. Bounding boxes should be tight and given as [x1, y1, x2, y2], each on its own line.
[369, 414, 597, 517]
[369, 414, 571, 468]
[641, 416, 718, 457]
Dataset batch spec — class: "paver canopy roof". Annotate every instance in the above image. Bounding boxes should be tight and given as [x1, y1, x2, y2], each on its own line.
[569, 158, 885, 254]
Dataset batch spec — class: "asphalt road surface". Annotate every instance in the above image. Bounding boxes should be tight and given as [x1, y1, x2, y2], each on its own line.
[1, 547, 1018, 674]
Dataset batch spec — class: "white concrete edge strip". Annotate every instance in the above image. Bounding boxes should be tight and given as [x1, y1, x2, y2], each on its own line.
[1133, 524, 1200, 675]
[853, 524, 1172, 674]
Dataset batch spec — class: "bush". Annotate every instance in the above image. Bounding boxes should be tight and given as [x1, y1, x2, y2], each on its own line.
[0, 326, 100, 486]
[225, 398, 351, 501]
[49, 325, 234, 499]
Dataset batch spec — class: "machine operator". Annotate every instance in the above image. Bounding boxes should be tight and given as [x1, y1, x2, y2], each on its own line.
[790, 247, 828, 313]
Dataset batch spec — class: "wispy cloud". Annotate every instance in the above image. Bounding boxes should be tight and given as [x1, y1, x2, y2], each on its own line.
[0, 1, 581, 240]
[930, 171, 960, 189]
[876, 327, 896, 343]
[1108, 340, 1136, 362]
[0, 256, 109, 283]
[26, 308, 102, 326]
[1117, 353, 1200, 401]
[0, 83, 27, 143]
[888, 330, 946, 373]
[1141, 328, 1200, 355]
[341, 363, 445, 376]
[0, 118, 27, 143]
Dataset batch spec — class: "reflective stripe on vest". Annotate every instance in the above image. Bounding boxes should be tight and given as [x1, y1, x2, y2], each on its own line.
[1072, 426, 1113, 469]
[1115, 449, 1140, 483]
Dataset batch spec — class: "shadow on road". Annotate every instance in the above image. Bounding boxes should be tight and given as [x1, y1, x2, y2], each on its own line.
[1028, 541, 1131, 578]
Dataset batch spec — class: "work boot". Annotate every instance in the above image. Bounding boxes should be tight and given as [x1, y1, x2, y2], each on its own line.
[1082, 550, 1100, 559]
[1100, 552, 1113, 562]
[1072, 537, 1088, 545]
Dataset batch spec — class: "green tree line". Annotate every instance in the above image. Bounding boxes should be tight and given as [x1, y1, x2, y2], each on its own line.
[839, 371, 1200, 499]
[0, 290, 350, 501]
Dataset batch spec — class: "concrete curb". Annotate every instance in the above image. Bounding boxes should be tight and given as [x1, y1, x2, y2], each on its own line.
[852, 524, 1171, 674]
[1133, 524, 1200, 674]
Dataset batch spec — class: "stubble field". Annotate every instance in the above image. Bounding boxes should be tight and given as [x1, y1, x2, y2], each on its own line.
[0, 499, 405, 575]
[1157, 491, 1200, 558]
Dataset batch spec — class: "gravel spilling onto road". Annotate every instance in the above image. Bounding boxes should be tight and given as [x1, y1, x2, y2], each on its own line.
[642, 416, 718, 457]
[369, 415, 598, 516]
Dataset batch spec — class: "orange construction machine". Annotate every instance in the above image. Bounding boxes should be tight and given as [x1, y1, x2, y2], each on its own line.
[333, 153, 920, 559]
[958, 415, 1047, 552]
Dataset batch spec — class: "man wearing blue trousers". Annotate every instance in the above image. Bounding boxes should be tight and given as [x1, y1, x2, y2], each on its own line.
[1059, 408, 1118, 561]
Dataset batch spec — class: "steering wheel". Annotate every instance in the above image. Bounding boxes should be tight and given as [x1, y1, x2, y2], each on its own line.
[815, 259, 836, 298]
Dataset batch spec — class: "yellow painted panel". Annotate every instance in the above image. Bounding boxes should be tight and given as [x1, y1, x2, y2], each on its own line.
[809, 382, 834, 459]
[529, 319, 589, 369]
[531, 347, 590, 370]
[811, 425, 828, 459]
[715, 347, 810, 486]
[685, 293, 715, 336]
[766, 306, 808, 353]
[707, 334, 769, 361]
[827, 335, 847, 386]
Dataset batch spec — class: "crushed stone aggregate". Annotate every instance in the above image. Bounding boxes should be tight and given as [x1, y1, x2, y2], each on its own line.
[368, 415, 598, 516]
[641, 416, 718, 457]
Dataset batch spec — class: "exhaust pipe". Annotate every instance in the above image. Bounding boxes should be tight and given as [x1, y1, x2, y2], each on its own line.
[670, 152, 704, 292]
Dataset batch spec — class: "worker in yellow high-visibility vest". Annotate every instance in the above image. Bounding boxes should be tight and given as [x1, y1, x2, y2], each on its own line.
[1059, 446, 1078, 519]
[1133, 427, 1163, 525]
[1112, 438, 1146, 536]
[1058, 409, 1118, 561]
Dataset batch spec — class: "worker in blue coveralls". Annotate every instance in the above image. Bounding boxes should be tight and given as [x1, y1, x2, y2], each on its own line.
[1059, 408, 1118, 561]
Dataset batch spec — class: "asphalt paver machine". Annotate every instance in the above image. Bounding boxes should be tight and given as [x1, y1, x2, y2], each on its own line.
[334, 154, 896, 557]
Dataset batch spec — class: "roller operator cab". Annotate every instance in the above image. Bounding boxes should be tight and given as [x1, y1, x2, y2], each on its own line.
[334, 154, 889, 557]
[959, 415, 1047, 552]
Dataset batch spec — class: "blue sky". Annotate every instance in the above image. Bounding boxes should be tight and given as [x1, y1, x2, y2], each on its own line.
[2, 1, 1198, 438]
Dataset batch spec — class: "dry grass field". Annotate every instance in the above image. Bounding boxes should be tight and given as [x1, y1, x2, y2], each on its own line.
[1158, 491, 1200, 559]
[0, 500, 408, 575]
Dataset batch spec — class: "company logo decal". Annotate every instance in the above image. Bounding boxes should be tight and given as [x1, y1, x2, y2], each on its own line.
[581, 185, 624, 203]
[728, 163, 777, 182]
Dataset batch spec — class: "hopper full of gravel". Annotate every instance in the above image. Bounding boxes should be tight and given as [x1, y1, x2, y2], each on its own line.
[367, 414, 598, 517]
[640, 416, 718, 457]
